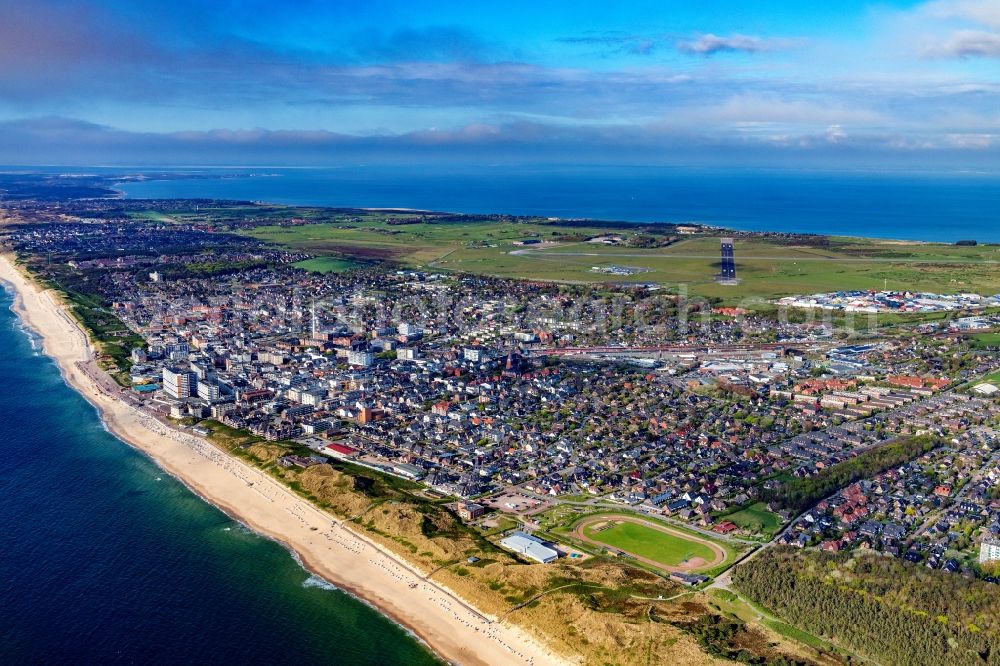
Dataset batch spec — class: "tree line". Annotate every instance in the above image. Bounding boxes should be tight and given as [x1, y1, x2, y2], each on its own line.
[761, 436, 940, 512]
[733, 547, 999, 666]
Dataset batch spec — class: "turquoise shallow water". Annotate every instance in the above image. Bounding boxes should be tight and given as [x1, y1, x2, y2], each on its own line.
[117, 165, 1000, 243]
[0, 286, 439, 665]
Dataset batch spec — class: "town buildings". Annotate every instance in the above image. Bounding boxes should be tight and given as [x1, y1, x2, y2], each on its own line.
[981, 537, 1000, 564]
[162, 366, 194, 399]
[7, 214, 998, 581]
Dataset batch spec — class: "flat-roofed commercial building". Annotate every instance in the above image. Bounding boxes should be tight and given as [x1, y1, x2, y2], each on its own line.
[391, 462, 425, 480]
[500, 531, 558, 564]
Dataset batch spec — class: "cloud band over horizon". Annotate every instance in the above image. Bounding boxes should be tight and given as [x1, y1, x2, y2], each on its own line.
[0, 0, 997, 168]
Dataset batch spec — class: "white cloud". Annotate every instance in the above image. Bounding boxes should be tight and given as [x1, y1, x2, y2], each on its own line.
[681, 95, 884, 127]
[942, 132, 996, 148]
[825, 124, 848, 143]
[925, 0, 1000, 29]
[925, 29, 1000, 57]
[905, 0, 1000, 58]
[677, 34, 768, 55]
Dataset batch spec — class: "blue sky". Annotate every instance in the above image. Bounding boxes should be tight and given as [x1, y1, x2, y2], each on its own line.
[0, 0, 997, 166]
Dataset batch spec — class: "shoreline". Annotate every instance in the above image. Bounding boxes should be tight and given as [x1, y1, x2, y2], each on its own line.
[0, 253, 570, 666]
[113, 180, 998, 244]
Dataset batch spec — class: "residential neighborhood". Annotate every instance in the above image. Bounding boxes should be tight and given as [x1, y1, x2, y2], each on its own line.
[6, 213, 997, 583]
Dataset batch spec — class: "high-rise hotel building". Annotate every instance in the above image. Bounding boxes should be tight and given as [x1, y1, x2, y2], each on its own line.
[162, 366, 195, 400]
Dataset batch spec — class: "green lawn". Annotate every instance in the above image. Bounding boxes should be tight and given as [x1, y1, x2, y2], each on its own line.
[978, 369, 1000, 386]
[294, 256, 360, 273]
[721, 503, 783, 535]
[583, 520, 716, 566]
[129, 210, 177, 223]
[971, 332, 1000, 349]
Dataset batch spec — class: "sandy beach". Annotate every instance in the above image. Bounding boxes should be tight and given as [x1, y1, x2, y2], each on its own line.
[0, 253, 572, 666]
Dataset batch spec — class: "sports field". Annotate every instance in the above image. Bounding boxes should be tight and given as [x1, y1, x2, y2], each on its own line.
[576, 515, 728, 572]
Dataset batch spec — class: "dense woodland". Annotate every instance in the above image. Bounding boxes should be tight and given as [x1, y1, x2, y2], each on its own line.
[761, 436, 940, 512]
[733, 547, 1000, 666]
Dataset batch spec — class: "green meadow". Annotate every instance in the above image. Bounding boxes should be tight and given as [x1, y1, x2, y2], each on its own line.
[719, 503, 783, 536]
[127, 204, 1000, 303]
[293, 256, 361, 273]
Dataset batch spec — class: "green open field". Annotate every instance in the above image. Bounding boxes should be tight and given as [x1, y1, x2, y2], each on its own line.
[237, 219, 588, 267]
[449, 235, 1000, 300]
[242, 218, 616, 265]
[719, 503, 783, 536]
[971, 332, 1000, 349]
[581, 519, 721, 569]
[125, 203, 1000, 302]
[234, 216, 1000, 302]
[293, 256, 361, 273]
[130, 210, 178, 223]
[978, 369, 1000, 387]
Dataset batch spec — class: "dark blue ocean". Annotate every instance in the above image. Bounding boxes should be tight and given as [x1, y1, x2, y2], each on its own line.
[0, 287, 438, 665]
[116, 166, 1000, 243]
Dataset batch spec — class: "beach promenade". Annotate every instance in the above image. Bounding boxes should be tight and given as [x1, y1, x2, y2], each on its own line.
[0, 254, 570, 666]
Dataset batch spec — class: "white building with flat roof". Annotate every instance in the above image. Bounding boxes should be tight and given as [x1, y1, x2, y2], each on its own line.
[981, 538, 1000, 564]
[500, 531, 558, 564]
[347, 350, 374, 367]
[398, 322, 420, 336]
[463, 347, 486, 362]
[196, 380, 220, 402]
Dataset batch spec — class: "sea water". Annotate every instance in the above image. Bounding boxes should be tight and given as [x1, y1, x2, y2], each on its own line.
[0, 287, 439, 665]
[116, 165, 1000, 243]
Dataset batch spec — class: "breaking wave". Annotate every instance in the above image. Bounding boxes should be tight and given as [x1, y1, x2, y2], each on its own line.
[302, 574, 339, 591]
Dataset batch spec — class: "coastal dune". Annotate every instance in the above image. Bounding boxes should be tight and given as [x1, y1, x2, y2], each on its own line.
[0, 254, 570, 666]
